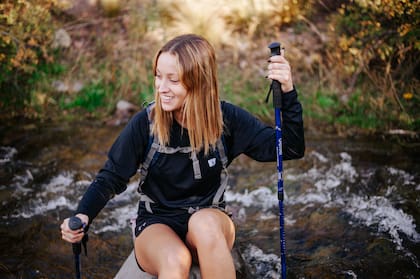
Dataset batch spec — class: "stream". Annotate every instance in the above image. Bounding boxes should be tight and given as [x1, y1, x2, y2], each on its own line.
[0, 121, 419, 278]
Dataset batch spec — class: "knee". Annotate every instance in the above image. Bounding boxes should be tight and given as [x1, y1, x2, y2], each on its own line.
[161, 247, 192, 277]
[188, 209, 233, 248]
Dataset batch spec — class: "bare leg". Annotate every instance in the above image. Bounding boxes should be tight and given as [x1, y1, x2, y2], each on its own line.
[186, 208, 236, 279]
[135, 224, 192, 279]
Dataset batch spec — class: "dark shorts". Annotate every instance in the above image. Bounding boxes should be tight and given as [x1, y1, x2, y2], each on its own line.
[134, 203, 192, 241]
[133, 202, 231, 272]
[133, 203, 194, 272]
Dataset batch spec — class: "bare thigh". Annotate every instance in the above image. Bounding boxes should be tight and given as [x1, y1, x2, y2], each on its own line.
[135, 223, 192, 276]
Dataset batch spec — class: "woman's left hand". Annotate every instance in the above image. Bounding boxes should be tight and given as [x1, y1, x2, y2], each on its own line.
[267, 49, 294, 93]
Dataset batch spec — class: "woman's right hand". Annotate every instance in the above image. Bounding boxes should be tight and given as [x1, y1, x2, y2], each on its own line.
[60, 213, 89, 243]
[267, 48, 294, 93]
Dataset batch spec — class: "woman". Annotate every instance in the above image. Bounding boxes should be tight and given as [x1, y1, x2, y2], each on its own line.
[60, 34, 304, 279]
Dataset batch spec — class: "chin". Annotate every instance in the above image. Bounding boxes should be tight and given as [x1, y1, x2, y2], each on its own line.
[160, 103, 175, 112]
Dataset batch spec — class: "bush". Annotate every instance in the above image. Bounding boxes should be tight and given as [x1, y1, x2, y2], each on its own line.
[328, 0, 419, 129]
[0, 0, 57, 116]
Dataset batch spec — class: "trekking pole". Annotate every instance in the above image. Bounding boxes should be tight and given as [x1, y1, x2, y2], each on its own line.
[267, 42, 287, 279]
[69, 216, 85, 279]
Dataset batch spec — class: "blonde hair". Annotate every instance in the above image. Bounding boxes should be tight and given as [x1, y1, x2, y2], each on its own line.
[152, 34, 223, 155]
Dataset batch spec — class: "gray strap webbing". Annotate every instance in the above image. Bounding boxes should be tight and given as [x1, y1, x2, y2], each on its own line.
[136, 104, 157, 213]
[216, 138, 228, 168]
[138, 136, 159, 184]
[138, 103, 156, 183]
[190, 151, 202, 179]
[158, 146, 192, 154]
[211, 138, 229, 206]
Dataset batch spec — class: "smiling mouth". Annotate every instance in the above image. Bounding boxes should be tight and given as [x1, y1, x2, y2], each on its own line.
[160, 95, 173, 101]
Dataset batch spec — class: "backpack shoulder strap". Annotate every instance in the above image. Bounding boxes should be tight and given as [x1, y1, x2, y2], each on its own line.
[216, 135, 228, 169]
[137, 102, 158, 192]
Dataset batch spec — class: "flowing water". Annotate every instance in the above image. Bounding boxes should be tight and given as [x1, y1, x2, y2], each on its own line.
[0, 121, 419, 279]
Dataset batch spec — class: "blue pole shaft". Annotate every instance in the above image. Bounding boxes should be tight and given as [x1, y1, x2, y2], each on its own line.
[275, 107, 286, 278]
[268, 41, 286, 279]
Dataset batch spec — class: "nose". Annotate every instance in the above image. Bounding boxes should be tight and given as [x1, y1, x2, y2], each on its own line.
[156, 78, 169, 93]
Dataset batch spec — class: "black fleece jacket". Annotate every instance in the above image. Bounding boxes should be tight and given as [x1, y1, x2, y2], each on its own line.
[76, 89, 305, 224]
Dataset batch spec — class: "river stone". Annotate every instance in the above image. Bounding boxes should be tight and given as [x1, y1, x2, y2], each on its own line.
[114, 246, 248, 279]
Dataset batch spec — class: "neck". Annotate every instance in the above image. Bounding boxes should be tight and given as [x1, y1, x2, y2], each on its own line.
[174, 110, 186, 127]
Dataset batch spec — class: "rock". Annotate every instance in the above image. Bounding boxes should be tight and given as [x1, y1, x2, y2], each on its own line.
[106, 100, 140, 126]
[52, 80, 68, 92]
[114, 250, 200, 279]
[52, 29, 72, 49]
[52, 80, 84, 93]
[114, 246, 250, 279]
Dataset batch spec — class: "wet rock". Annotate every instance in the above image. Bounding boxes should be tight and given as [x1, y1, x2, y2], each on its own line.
[242, 244, 282, 279]
[0, 147, 18, 184]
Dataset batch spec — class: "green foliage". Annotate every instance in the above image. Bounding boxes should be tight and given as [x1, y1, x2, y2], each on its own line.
[337, 91, 382, 129]
[300, 88, 383, 129]
[328, 0, 419, 129]
[60, 82, 110, 112]
[316, 94, 336, 110]
[301, 89, 336, 122]
[28, 59, 66, 85]
[136, 70, 155, 106]
[219, 65, 271, 121]
[0, 0, 57, 114]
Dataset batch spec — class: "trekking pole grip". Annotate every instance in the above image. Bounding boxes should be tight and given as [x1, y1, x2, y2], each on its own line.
[69, 216, 83, 255]
[69, 216, 83, 231]
[268, 42, 283, 109]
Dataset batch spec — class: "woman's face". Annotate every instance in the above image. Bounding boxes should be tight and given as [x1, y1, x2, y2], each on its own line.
[155, 52, 187, 120]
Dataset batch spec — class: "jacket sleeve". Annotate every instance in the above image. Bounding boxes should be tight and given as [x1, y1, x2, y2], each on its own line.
[223, 88, 304, 163]
[281, 88, 305, 160]
[76, 110, 149, 223]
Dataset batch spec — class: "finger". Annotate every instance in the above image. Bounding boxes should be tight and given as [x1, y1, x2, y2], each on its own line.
[268, 67, 290, 78]
[60, 218, 70, 230]
[63, 234, 81, 243]
[268, 58, 290, 72]
[268, 55, 283, 63]
[62, 230, 84, 243]
[281, 47, 285, 57]
[268, 63, 291, 71]
[268, 74, 291, 84]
